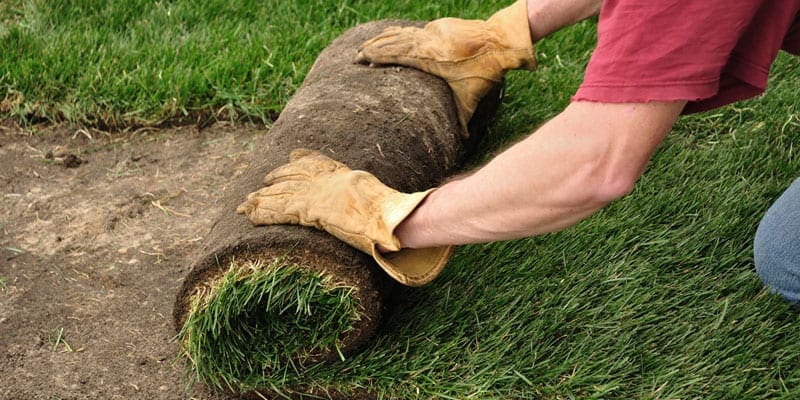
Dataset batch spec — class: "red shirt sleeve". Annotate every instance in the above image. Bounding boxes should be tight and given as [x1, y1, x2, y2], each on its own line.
[783, 13, 800, 56]
[572, 0, 800, 114]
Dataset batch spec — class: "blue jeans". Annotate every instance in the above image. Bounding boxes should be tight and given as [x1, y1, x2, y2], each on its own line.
[754, 178, 800, 305]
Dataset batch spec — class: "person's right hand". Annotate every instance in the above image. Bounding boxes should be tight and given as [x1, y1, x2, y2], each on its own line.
[356, 0, 536, 129]
[236, 149, 453, 286]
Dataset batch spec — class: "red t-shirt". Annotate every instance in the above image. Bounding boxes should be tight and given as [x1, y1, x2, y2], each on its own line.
[572, 0, 800, 114]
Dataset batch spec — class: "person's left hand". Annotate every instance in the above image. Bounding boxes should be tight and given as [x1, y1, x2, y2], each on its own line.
[356, 0, 536, 129]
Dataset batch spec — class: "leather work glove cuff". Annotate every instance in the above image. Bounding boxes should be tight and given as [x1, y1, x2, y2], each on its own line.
[371, 189, 453, 287]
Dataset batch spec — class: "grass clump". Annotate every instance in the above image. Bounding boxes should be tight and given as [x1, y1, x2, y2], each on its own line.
[0, 0, 495, 129]
[178, 259, 361, 393]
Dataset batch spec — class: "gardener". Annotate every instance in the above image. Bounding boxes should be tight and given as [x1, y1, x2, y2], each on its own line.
[238, 0, 800, 303]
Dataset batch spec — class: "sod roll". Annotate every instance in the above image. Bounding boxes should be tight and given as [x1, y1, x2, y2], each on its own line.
[173, 20, 501, 398]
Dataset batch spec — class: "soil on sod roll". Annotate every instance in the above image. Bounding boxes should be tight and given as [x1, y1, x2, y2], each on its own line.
[173, 20, 502, 398]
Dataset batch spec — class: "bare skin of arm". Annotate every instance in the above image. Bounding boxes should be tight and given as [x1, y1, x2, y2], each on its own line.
[395, 100, 687, 248]
[527, 0, 602, 41]
[358, 0, 620, 248]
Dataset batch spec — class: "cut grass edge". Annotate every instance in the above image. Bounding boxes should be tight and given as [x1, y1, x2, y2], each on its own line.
[177, 258, 365, 394]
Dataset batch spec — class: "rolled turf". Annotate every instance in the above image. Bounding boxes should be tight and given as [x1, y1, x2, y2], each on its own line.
[178, 259, 362, 391]
[173, 20, 502, 398]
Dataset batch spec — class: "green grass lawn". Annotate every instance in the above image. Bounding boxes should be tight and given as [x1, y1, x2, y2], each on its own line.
[4, 0, 800, 399]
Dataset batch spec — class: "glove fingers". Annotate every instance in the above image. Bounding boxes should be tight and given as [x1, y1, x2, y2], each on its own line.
[357, 38, 426, 70]
[288, 148, 318, 161]
[236, 183, 300, 225]
[356, 26, 436, 68]
[263, 149, 347, 185]
[288, 149, 347, 170]
[263, 167, 313, 185]
[358, 26, 416, 52]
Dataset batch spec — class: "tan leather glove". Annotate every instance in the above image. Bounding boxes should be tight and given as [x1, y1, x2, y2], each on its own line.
[236, 149, 452, 286]
[355, 0, 536, 129]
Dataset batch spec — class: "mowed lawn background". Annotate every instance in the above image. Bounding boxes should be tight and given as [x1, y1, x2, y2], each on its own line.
[3, 0, 800, 399]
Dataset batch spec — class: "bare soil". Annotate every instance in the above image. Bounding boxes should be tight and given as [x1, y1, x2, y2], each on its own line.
[0, 122, 264, 399]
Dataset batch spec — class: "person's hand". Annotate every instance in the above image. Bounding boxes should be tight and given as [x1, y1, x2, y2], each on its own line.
[356, 0, 536, 129]
[237, 149, 452, 286]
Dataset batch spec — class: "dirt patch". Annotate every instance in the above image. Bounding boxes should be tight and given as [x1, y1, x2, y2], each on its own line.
[0, 122, 263, 399]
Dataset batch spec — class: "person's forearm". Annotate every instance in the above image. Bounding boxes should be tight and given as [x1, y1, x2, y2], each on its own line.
[527, 0, 602, 42]
[395, 100, 685, 248]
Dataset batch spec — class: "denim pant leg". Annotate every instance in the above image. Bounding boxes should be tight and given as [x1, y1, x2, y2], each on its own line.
[754, 178, 800, 304]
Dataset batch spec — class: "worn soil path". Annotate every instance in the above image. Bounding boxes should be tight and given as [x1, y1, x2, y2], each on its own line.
[0, 122, 267, 399]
